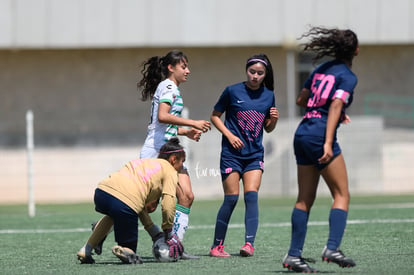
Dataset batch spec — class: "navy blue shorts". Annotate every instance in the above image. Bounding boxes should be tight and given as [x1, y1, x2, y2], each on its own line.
[94, 188, 139, 245]
[294, 134, 341, 171]
[220, 155, 264, 181]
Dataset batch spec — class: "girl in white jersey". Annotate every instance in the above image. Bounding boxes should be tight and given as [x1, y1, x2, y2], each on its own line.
[138, 50, 211, 259]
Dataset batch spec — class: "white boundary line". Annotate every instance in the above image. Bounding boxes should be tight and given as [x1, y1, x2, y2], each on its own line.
[1, 218, 414, 234]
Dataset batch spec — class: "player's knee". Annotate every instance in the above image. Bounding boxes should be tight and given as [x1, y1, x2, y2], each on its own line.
[177, 191, 194, 207]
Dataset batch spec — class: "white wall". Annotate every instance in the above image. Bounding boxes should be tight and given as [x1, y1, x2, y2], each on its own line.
[0, 0, 413, 48]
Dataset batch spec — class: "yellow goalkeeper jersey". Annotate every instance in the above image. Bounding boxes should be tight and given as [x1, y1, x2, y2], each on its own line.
[97, 158, 178, 231]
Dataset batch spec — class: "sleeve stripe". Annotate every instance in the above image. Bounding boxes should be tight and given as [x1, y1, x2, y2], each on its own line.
[333, 89, 350, 104]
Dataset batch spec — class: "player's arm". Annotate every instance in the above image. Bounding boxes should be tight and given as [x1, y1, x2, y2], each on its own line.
[318, 98, 343, 164]
[296, 88, 310, 107]
[158, 102, 210, 132]
[177, 127, 202, 142]
[264, 107, 279, 133]
[211, 110, 244, 150]
[139, 211, 164, 242]
[161, 194, 175, 230]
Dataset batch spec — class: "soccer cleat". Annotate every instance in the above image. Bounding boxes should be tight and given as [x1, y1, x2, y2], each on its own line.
[181, 251, 200, 260]
[77, 248, 95, 264]
[209, 241, 231, 257]
[240, 242, 254, 257]
[321, 247, 356, 268]
[282, 254, 317, 273]
[91, 221, 106, 255]
[112, 245, 143, 264]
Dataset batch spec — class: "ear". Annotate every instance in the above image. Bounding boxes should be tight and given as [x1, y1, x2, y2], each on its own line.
[168, 154, 177, 165]
[167, 64, 175, 73]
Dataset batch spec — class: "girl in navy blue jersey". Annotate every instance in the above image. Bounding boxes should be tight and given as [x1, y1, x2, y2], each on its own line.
[209, 54, 279, 257]
[282, 27, 359, 273]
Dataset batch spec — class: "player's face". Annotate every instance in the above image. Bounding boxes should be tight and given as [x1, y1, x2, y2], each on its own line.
[246, 63, 266, 90]
[171, 154, 186, 172]
[169, 60, 190, 85]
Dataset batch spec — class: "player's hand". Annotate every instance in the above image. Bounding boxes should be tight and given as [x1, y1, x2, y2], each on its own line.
[227, 135, 244, 150]
[269, 107, 279, 122]
[318, 143, 333, 164]
[186, 128, 202, 142]
[148, 224, 164, 242]
[341, 114, 351, 124]
[165, 233, 184, 260]
[193, 120, 211, 133]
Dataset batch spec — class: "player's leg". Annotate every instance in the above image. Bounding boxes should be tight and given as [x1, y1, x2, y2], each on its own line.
[111, 200, 142, 264]
[210, 171, 240, 257]
[173, 170, 193, 241]
[289, 164, 320, 255]
[77, 189, 114, 264]
[77, 216, 112, 264]
[320, 153, 356, 267]
[173, 170, 200, 259]
[239, 168, 262, 256]
[83, 216, 113, 256]
[282, 164, 319, 272]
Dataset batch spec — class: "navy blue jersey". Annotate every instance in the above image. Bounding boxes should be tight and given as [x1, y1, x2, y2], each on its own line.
[296, 60, 358, 138]
[214, 82, 276, 159]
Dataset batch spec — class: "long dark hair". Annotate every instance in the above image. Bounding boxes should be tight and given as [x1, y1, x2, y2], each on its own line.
[158, 137, 185, 160]
[138, 50, 188, 101]
[245, 54, 275, 91]
[300, 26, 358, 64]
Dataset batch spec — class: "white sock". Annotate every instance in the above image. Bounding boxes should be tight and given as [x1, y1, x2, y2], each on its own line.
[173, 204, 190, 241]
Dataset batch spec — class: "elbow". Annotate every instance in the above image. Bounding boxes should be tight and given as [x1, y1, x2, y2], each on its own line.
[158, 114, 169, 124]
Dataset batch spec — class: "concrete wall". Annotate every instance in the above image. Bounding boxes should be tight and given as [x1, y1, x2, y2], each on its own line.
[1, 45, 414, 147]
[1, 0, 414, 48]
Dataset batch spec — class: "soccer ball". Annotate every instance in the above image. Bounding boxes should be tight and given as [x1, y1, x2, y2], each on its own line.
[152, 239, 176, 262]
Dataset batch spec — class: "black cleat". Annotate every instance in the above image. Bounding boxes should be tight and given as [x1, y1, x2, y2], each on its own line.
[321, 247, 356, 268]
[282, 254, 317, 273]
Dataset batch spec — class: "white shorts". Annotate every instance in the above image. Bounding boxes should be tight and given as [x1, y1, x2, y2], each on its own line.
[140, 145, 159, 159]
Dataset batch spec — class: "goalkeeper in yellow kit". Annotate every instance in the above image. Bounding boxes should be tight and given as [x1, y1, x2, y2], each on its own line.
[77, 138, 185, 264]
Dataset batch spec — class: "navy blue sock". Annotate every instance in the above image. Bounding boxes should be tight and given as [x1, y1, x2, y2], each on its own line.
[244, 191, 258, 246]
[213, 194, 239, 247]
[327, 208, 348, 250]
[288, 208, 309, 257]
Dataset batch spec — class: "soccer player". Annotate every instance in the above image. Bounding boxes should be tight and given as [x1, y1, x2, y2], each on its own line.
[209, 54, 279, 257]
[138, 50, 211, 259]
[282, 27, 359, 272]
[76, 138, 185, 264]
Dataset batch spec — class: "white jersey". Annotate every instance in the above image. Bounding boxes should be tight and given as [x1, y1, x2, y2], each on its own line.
[141, 79, 183, 157]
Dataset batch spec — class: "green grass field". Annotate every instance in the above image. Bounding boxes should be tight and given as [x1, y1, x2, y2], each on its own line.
[1, 194, 413, 275]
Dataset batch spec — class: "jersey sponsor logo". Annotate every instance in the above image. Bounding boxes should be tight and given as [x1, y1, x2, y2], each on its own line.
[303, 110, 322, 119]
[166, 84, 172, 89]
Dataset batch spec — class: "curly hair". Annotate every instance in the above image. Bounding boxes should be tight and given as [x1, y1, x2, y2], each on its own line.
[300, 26, 358, 64]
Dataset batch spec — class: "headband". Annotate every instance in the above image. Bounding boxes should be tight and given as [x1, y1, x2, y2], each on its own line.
[247, 58, 268, 67]
[161, 149, 184, 154]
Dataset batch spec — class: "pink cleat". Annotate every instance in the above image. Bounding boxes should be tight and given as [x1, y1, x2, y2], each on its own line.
[240, 242, 254, 257]
[209, 241, 231, 257]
